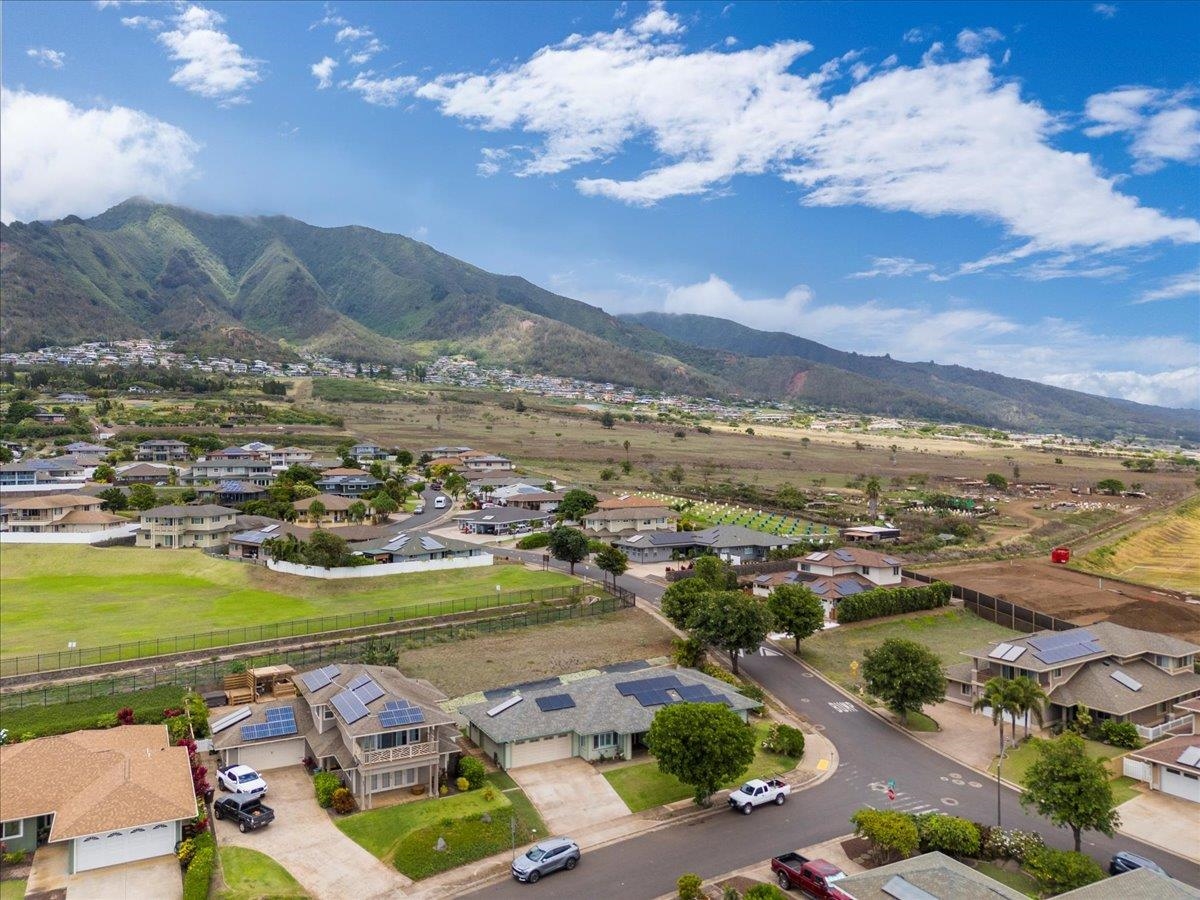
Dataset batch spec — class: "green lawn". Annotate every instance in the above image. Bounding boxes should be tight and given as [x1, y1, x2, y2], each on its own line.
[0, 545, 577, 656]
[903, 710, 940, 732]
[0, 684, 185, 739]
[603, 722, 801, 812]
[971, 861, 1039, 897]
[337, 775, 545, 879]
[0, 881, 27, 900]
[990, 736, 1127, 785]
[1109, 775, 1142, 806]
[218, 847, 307, 900]
[796, 608, 1020, 693]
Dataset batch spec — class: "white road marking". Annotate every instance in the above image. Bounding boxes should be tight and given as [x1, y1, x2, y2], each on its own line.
[828, 701, 857, 713]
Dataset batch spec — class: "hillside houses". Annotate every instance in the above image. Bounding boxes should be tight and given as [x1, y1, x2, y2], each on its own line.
[0, 494, 126, 534]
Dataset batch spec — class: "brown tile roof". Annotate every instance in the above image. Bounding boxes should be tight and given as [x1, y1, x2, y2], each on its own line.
[294, 664, 455, 738]
[597, 496, 673, 510]
[805, 546, 904, 569]
[0, 725, 196, 841]
[56, 509, 128, 526]
[1128, 734, 1200, 771]
[292, 493, 356, 512]
[320, 467, 368, 477]
[1, 494, 103, 511]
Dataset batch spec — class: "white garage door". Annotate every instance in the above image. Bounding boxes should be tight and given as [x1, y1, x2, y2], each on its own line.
[235, 738, 306, 771]
[1162, 767, 1200, 802]
[74, 821, 176, 872]
[509, 734, 572, 769]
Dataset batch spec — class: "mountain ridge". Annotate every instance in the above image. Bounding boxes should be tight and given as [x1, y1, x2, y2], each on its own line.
[0, 198, 1194, 441]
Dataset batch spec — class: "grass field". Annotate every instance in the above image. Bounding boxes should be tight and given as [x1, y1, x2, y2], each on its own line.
[0, 546, 576, 656]
[627, 491, 827, 538]
[970, 861, 1039, 897]
[794, 609, 1020, 693]
[1074, 496, 1200, 592]
[0, 882, 26, 900]
[602, 722, 800, 812]
[218, 847, 308, 900]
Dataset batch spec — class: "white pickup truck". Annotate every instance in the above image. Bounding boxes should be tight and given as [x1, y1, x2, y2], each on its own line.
[728, 777, 790, 814]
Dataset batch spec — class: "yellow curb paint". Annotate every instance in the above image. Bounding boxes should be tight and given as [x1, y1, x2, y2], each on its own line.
[817, 759, 830, 771]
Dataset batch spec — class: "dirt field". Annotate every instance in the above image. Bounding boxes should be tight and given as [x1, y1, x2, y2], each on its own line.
[395, 607, 676, 697]
[923, 559, 1200, 642]
[1072, 497, 1200, 593]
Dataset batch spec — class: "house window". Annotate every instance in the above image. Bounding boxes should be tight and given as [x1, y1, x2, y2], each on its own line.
[2, 820, 23, 839]
[961, 684, 971, 696]
[592, 732, 618, 750]
[321, 705, 334, 721]
[800, 564, 811, 572]
[1052, 668, 1062, 678]
[892, 567, 900, 576]
[861, 566, 870, 575]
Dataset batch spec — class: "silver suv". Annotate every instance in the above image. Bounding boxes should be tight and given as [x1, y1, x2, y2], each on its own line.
[511, 837, 580, 883]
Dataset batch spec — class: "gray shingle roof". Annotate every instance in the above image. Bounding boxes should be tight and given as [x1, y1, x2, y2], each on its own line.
[453, 507, 551, 524]
[967, 621, 1200, 675]
[1051, 659, 1200, 715]
[832, 852, 1028, 900]
[460, 666, 759, 744]
[294, 663, 454, 738]
[1057, 867, 1200, 899]
[141, 504, 237, 517]
[617, 524, 797, 551]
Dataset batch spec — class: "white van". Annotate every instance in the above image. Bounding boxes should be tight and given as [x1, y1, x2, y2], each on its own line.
[434, 496, 447, 509]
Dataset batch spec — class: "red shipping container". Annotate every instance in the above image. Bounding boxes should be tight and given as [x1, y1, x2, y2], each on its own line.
[1051, 547, 1071, 564]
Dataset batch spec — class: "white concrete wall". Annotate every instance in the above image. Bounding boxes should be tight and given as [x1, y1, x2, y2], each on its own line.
[266, 552, 493, 580]
[0, 524, 139, 544]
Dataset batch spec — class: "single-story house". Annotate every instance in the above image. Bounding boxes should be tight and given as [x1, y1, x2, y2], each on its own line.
[947, 622, 1200, 740]
[355, 531, 491, 565]
[615, 524, 798, 564]
[1124, 734, 1200, 804]
[115, 462, 179, 485]
[841, 524, 902, 542]
[460, 665, 758, 770]
[423, 446, 474, 460]
[0, 725, 196, 873]
[453, 507, 552, 535]
[211, 664, 460, 809]
[32, 409, 67, 424]
[500, 490, 563, 512]
[55, 393, 91, 404]
[228, 521, 309, 560]
[831, 851, 1039, 900]
[1056, 865, 1200, 898]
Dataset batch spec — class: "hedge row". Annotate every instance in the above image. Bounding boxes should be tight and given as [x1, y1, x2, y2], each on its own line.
[0, 685, 187, 740]
[182, 832, 215, 900]
[837, 582, 952, 624]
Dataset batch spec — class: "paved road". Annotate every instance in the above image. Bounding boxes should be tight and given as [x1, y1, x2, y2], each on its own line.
[472, 557, 1200, 898]
[401, 488, 453, 530]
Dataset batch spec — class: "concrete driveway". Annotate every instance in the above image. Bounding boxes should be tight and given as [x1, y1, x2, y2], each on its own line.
[26, 843, 181, 900]
[509, 758, 631, 835]
[216, 766, 407, 900]
[1116, 792, 1200, 864]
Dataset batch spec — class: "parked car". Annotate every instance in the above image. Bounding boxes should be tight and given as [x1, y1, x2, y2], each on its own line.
[511, 837, 580, 884]
[414, 504, 425, 514]
[771, 853, 850, 896]
[218, 764, 267, 795]
[729, 778, 790, 814]
[1109, 851, 1167, 877]
[213, 792, 275, 833]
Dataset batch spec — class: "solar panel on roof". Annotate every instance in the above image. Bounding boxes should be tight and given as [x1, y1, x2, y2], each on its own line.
[383, 699, 413, 712]
[988, 643, 1014, 660]
[615, 675, 682, 696]
[332, 689, 369, 724]
[1034, 642, 1099, 665]
[1028, 629, 1093, 651]
[807, 552, 827, 561]
[487, 694, 523, 717]
[883, 557, 901, 565]
[347, 674, 371, 690]
[301, 669, 332, 692]
[265, 706, 295, 722]
[321, 664, 341, 678]
[419, 536, 444, 551]
[676, 684, 721, 702]
[836, 581, 866, 596]
[535, 694, 576, 712]
[380, 706, 425, 727]
[1001, 645, 1027, 662]
[240, 717, 298, 741]
[1110, 670, 1142, 691]
[634, 689, 678, 707]
[1177, 746, 1200, 767]
[353, 679, 385, 705]
[880, 874, 937, 900]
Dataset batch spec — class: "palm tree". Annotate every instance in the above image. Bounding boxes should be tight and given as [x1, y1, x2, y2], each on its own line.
[865, 476, 882, 519]
[1009, 676, 1048, 741]
[974, 677, 1019, 755]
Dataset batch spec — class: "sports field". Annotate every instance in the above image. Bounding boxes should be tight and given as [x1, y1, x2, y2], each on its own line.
[1074, 496, 1200, 593]
[0, 545, 576, 656]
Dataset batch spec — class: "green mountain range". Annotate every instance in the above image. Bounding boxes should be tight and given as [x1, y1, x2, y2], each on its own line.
[1, 198, 1194, 441]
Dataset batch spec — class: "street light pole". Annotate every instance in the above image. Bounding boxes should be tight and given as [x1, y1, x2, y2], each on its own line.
[996, 728, 1005, 828]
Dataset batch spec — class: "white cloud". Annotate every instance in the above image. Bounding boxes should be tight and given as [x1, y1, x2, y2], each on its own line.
[348, 39, 385, 65]
[0, 87, 199, 224]
[1019, 256, 1127, 281]
[614, 2, 628, 20]
[902, 28, 927, 44]
[1085, 87, 1200, 173]
[628, 273, 1200, 407]
[343, 71, 418, 107]
[155, 4, 262, 103]
[120, 15, 162, 30]
[311, 56, 337, 89]
[1093, 3, 1119, 18]
[1134, 270, 1199, 304]
[848, 257, 936, 279]
[280, 121, 299, 138]
[335, 25, 372, 43]
[413, 27, 1198, 269]
[26, 48, 66, 69]
[632, 1, 684, 37]
[956, 27, 1004, 56]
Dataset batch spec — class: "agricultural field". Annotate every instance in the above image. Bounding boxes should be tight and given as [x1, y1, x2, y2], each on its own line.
[1072, 496, 1200, 593]
[0, 545, 576, 656]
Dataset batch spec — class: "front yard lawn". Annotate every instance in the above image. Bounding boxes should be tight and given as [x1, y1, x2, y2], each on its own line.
[970, 861, 1039, 897]
[0, 544, 577, 656]
[795, 609, 1020, 693]
[603, 722, 801, 812]
[336, 775, 545, 880]
[990, 736, 1135, 806]
[217, 847, 307, 900]
[0, 882, 27, 900]
[903, 710, 939, 732]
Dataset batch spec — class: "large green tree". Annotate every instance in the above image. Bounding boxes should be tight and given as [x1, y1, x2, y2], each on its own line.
[1020, 733, 1120, 852]
[97, 486, 127, 512]
[127, 483, 158, 511]
[864, 476, 882, 519]
[767, 584, 825, 652]
[660, 577, 712, 631]
[645, 703, 756, 806]
[547, 525, 590, 575]
[304, 530, 352, 569]
[861, 638, 947, 722]
[370, 493, 398, 523]
[594, 545, 629, 589]
[689, 591, 773, 676]
[556, 489, 598, 522]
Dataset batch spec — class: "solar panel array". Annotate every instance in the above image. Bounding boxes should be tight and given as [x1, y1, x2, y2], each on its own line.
[353, 678, 386, 706]
[332, 689, 369, 724]
[634, 689, 679, 707]
[834, 579, 867, 597]
[675, 684, 730, 705]
[615, 675, 681, 696]
[299, 663, 343, 693]
[379, 699, 425, 728]
[419, 535, 445, 551]
[241, 706, 297, 742]
[989, 643, 1015, 660]
[833, 549, 855, 562]
[1110, 670, 1143, 691]
[1028, 629, 1101, 664]
[535, 694, 576, 712]
[347, 673, 371, 690]
[1177, 745, 1200, 768]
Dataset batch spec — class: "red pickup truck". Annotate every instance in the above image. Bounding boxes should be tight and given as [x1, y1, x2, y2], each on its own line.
[770, 853, 850, 897]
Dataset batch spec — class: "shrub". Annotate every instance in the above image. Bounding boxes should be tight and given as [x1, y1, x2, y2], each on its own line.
[677, 873, 704, 900]
[836, 582, 952, 624]
[762, 723, 805, 759]
[116, 707, 135, 726]
[671, 637, 707, 668]
[183, 692, 210, 738]
[95, 713, 118, 729]
[167, 715, 189, 743]
[850, 808, 919, 864]
[313, 771, 341, 808]
[331, 788, 356, 814]
[743, 886, 786, 900]
[3, 850, 28, 865]
[182, 833, 215, 900]
[980, 826, 1044, 862]
[482, 787, 496, 802]
[913, 813, 980, 858]
[1098, 720, 1141, 749]
[1025, 846, 1106, 894]
[176, 838, 196, 867]
[737, 680, 766, 704]
[701, 664, 740, 687]
[458, 756, 487, 790]
[456, 776, 470, 792]
[516, 532, 551, 550]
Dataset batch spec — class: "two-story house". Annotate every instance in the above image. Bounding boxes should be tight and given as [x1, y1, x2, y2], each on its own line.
[314, 473, 383, 497]
[195, 480, 267, 506]
[947, 622, 1200, 740]
[211, 664, 460, 809]
[268, 446, 315, 470]
[0, 494, 125, 534]
[615, 524, 797, 565]
[351, 443, 386, 462]
[0, 458, 87, 490]
[749, 546, 908, 617]
[135, 440, 190, 463]
[459, 453, 514, 474]
[136, 504, 239, 549]
[185, 458, 274, 487]
[582, 497, 679, 534]
[423, 446, 474, 460]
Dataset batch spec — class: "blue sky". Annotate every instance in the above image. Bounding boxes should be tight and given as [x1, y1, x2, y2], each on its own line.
[3, 1, 1198, 409]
